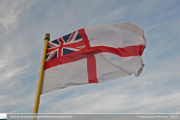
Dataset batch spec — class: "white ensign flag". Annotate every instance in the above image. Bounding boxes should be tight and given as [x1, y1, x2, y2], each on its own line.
[42, 22, 146, 94]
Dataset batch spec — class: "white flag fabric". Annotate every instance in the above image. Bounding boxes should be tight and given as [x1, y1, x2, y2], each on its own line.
[42, 22, 146, 94]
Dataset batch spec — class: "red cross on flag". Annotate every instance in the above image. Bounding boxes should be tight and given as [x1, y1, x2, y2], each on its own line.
[42, 22, 146, 94]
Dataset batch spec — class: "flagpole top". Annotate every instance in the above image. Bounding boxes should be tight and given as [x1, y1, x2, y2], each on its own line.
[44, 33, 50, 41]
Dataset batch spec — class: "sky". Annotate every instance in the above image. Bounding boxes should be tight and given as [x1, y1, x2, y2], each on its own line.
[0, 0, 180, 113]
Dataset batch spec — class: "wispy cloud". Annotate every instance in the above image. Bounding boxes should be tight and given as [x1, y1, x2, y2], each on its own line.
[0, 0, 37, 34]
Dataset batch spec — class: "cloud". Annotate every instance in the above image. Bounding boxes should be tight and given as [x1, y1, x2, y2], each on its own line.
[89, 6, 127, 26]
[0, 0, 37, 34]
[0, 0, 39, 113]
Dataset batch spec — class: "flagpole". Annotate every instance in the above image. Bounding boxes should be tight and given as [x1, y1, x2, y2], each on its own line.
[33, 33, 50, 113]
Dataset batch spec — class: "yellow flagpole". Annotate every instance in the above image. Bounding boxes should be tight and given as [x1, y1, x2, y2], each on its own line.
[33, 33, 50, 113]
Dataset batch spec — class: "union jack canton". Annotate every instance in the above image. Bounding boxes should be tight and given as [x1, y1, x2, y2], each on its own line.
[46, 31, 85, 62]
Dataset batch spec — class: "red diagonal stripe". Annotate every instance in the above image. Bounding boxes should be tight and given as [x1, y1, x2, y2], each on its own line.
[48, 43, 56, 47]
[67, 31, 76, 43]
[46, 50, 57, 62]
[47, 47, 58, 53]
